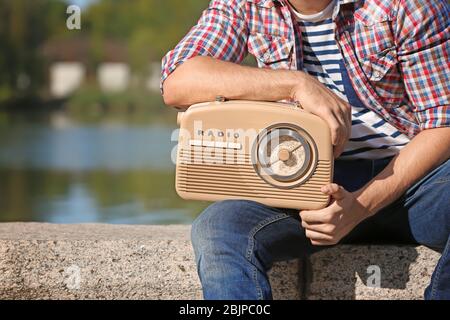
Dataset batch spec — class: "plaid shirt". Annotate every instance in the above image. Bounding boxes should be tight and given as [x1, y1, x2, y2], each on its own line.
[161, 0, 450, 138]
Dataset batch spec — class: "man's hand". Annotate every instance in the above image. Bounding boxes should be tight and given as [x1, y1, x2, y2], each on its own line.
[291, 74, 352, 158]
[299, 183, 371, 246]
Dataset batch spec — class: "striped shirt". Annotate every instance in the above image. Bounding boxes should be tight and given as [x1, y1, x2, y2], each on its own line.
[161, 0, 450, 144]
[289, 1, 410, 159]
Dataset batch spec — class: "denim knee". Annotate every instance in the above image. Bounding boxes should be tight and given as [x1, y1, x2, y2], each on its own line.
[191, 202, 218, 251]
[408, 159, 450, 249]
[191, 200, 251, 253]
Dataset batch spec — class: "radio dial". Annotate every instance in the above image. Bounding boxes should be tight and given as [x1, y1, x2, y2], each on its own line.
[254, 125, 315, 187]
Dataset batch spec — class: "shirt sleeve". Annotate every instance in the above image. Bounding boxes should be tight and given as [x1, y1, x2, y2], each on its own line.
[395, 0, 450, 130]
[160, 0, 249, 94]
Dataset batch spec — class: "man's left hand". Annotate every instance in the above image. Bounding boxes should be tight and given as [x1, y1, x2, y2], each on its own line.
[299, 184, 371, 246]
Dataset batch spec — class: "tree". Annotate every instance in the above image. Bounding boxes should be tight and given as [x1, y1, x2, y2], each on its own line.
[0, 0, 67, 105]
[0, 0, 209, 105]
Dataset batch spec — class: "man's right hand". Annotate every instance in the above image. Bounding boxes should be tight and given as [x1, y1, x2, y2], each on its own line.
[291, 73, 352, 158]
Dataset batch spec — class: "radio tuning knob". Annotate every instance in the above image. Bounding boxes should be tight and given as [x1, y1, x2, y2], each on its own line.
[278, 148, 290, 162]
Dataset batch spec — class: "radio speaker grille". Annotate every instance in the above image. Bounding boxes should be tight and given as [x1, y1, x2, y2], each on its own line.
[177, 148, 330, 204]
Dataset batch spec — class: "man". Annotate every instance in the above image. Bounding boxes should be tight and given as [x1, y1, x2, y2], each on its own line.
[161, 0, 450, 300]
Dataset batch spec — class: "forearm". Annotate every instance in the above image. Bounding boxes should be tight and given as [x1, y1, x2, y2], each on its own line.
[355, 127, 450, 216]
[162, 56, 304, 107]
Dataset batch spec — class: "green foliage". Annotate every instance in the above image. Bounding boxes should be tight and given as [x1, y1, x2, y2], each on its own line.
[66, 83, 177, 124]
[84, 0, 207, 70]
[0, 0, 209, 107]
[0, 0, 68, 103]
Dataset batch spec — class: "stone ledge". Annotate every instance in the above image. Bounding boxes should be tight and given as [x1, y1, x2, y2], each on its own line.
[306, 245, 440, 300]
[0, 223, 300, 300]
[0, 223, 440, 300]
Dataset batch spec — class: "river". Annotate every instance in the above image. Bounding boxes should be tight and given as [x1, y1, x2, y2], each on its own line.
[0, 111, 207, 224]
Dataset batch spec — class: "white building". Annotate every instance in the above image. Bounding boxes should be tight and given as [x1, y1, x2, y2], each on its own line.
[97, 63, 131, 93]
[50, 62, 86, 98]
[43, 38, 161, 97]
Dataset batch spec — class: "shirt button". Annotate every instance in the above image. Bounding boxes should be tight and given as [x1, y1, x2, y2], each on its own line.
[373, 71, 382, 80]
[263, 52, 271, 60]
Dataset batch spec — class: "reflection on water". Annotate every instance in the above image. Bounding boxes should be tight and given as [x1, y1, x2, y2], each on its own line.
[0, 124, 176, 170]
[0, 113, 207, 224]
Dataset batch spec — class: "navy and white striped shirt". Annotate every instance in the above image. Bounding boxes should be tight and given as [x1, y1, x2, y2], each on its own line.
[289, 0, 410, 159]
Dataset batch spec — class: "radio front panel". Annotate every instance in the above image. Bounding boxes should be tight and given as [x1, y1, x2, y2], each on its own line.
[175, 100, 333, 210]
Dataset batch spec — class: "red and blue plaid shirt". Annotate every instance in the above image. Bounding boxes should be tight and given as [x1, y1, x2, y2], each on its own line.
[161, 0, 450, 138]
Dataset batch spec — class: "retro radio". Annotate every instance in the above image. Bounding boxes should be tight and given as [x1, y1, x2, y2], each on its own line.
[175, 100, 333, 210]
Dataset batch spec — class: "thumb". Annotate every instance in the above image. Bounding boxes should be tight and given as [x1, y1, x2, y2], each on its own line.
[321, 183, 347, 200]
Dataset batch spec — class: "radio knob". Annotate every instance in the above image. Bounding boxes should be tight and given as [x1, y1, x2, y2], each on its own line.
[278, 148, 290, 162]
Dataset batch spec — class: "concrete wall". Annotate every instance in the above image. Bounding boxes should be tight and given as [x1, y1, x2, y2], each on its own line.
[0, 223, 441, 300]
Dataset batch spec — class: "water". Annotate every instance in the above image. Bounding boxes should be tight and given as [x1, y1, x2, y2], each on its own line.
[0, 112, 207, 224]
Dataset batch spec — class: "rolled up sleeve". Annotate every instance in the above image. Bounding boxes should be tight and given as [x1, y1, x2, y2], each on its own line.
[160, 0, 248, 93]
[395, 0, 450, 130]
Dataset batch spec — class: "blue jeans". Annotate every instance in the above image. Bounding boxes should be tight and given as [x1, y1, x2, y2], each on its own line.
[191, 158, 450, 300]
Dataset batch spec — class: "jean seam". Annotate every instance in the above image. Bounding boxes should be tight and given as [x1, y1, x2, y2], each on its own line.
[252, 262, 262, 300]
[406, 178, 450, 206]
[246, 213, 291, 300]
[430, 236, 450, 299]
[418, 177, 450, 191]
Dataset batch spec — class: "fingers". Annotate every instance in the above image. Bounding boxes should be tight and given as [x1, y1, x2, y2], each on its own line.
[323, 108, 341, 147]
[321, 105, 350, 158]
[330, 105, 351, 158]
[299, 209, 327, 224]
[292, 80, 351, 157]
[300, 205, 341, 246]
[321, 183, 348, 200]
[304, 229, 336, 246]
[304, 229, 333, 241]
[331, 107, 348, 143]
[310, 239, 335, 246]
[299, 184, 348, 223]
[301, 212, 340, 246]
[337, 101, 352, 135]
[302, 219, 336, 234]
[333, 142, 345, 159]
[299, 180, 352, 248]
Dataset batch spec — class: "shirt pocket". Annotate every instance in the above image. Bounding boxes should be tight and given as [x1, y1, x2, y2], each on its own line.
[361, 48, 405, 105]
[353, 10, 396, 57]
[362, 47, 397, 81]
[247, 32, 293, 69]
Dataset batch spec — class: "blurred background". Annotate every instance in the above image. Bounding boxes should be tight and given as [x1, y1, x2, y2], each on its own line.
[0, 0, 213, 224]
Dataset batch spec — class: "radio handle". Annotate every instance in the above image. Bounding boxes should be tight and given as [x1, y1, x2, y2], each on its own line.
[177, 112, 185, 125]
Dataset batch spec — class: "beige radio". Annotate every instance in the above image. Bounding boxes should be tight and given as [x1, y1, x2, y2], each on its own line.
[175, 100, 333, 210]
